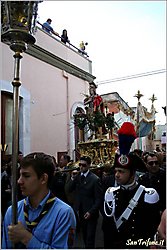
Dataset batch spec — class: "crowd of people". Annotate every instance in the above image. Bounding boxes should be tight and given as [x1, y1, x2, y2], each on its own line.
[42, 18, 89, 57]
[1, 122, 166, 249]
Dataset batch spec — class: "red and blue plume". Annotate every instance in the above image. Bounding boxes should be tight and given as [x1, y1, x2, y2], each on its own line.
[117, 122, 137, 155]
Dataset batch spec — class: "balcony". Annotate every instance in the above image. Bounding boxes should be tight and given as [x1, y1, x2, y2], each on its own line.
[25, 25, 94, 82]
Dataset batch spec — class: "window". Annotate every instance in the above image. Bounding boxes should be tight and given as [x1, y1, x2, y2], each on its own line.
[1, 92, 13, 163]
[1, 91, 21, 164]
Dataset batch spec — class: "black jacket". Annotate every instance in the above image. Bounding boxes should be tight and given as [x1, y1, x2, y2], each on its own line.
[138, 168, 166, 212]
[66, 171, 102, 218]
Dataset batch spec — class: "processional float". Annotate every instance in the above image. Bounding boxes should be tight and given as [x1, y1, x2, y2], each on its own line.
[72, 82, 118, 169]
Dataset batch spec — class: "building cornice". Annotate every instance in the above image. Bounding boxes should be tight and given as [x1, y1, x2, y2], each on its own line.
[26, 44, 96, 82]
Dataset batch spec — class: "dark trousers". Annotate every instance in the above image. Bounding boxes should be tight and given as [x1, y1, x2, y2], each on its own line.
[79, 212, 98, 248]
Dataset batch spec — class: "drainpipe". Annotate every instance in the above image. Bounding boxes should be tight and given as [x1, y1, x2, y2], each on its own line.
[63, 70, 70, 153]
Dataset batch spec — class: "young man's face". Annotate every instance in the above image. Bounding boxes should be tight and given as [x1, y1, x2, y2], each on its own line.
[146, 155, 159, 173]
[18, 166, 46, 197]
[114, 167, 134, 185]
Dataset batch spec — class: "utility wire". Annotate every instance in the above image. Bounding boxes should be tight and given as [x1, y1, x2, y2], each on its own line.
[96, 69, 166, 85]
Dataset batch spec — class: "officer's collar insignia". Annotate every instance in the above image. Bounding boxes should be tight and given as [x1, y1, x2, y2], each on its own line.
[118, 155, 129, 166]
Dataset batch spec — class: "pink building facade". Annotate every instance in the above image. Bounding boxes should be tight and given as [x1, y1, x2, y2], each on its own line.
[1, 27, 95, 163]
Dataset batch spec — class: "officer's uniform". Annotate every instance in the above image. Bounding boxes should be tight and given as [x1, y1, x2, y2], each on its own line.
[103, 184, 161, 249]
[102, 122, 161, 249]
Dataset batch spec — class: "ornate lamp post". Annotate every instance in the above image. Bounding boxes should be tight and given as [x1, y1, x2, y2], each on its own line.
[149, 94, 157, 143]
[1, 1, 41, 228]
[134, 90, 144, 149]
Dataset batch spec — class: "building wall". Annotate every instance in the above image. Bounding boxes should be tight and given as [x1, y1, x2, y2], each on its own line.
[35, 27, 92, 74]
[1, 28, 95, 162]
[154, 124, 166, 140]
[153, 124, 167, 151]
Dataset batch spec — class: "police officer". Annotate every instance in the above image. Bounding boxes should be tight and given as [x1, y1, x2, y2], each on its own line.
[102, 122, 161, 249]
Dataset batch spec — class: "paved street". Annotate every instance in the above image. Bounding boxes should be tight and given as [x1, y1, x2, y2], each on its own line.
[74, 213, 104, 249]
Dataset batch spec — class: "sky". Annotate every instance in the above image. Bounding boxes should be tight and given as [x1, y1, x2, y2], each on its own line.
[38, 1, 166, 125]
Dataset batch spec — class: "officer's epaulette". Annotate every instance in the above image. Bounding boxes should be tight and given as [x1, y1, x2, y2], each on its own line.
[144, 187, 159, 204]
[105, 186, 120, 203]
[106, 186, 120, 193]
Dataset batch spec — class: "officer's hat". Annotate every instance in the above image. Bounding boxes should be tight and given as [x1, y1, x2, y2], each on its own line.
[114, 122, 146, 171]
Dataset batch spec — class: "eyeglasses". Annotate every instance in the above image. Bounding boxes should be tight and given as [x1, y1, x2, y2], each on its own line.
[147, 161, 159, 166]
[79, 163, 87, 167]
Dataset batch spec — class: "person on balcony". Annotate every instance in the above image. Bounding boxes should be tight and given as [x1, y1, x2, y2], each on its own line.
[42, 18, 59, 36]
[79, 41, 89, 57]
[61, 29, 70, 44]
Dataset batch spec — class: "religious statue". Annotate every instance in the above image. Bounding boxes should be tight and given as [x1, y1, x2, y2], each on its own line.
[84, 82, 106, 139]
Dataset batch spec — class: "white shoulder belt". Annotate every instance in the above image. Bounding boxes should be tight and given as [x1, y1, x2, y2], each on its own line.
[104, 185, 145, 230]
[116, 185, 145, 229]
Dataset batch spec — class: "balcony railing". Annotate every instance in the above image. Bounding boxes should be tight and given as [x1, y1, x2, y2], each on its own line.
[37, 21, 90, 59]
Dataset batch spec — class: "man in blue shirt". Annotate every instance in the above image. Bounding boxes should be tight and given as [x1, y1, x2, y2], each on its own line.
[42, 18, 59, 36]
[2, 152, 76, 249]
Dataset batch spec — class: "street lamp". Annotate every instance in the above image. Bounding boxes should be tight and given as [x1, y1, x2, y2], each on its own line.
[134, 90, 144, 150]
[1, 1, 41, 229]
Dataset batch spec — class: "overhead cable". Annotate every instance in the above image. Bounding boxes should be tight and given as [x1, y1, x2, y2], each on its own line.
[96, 69, 166, 85]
